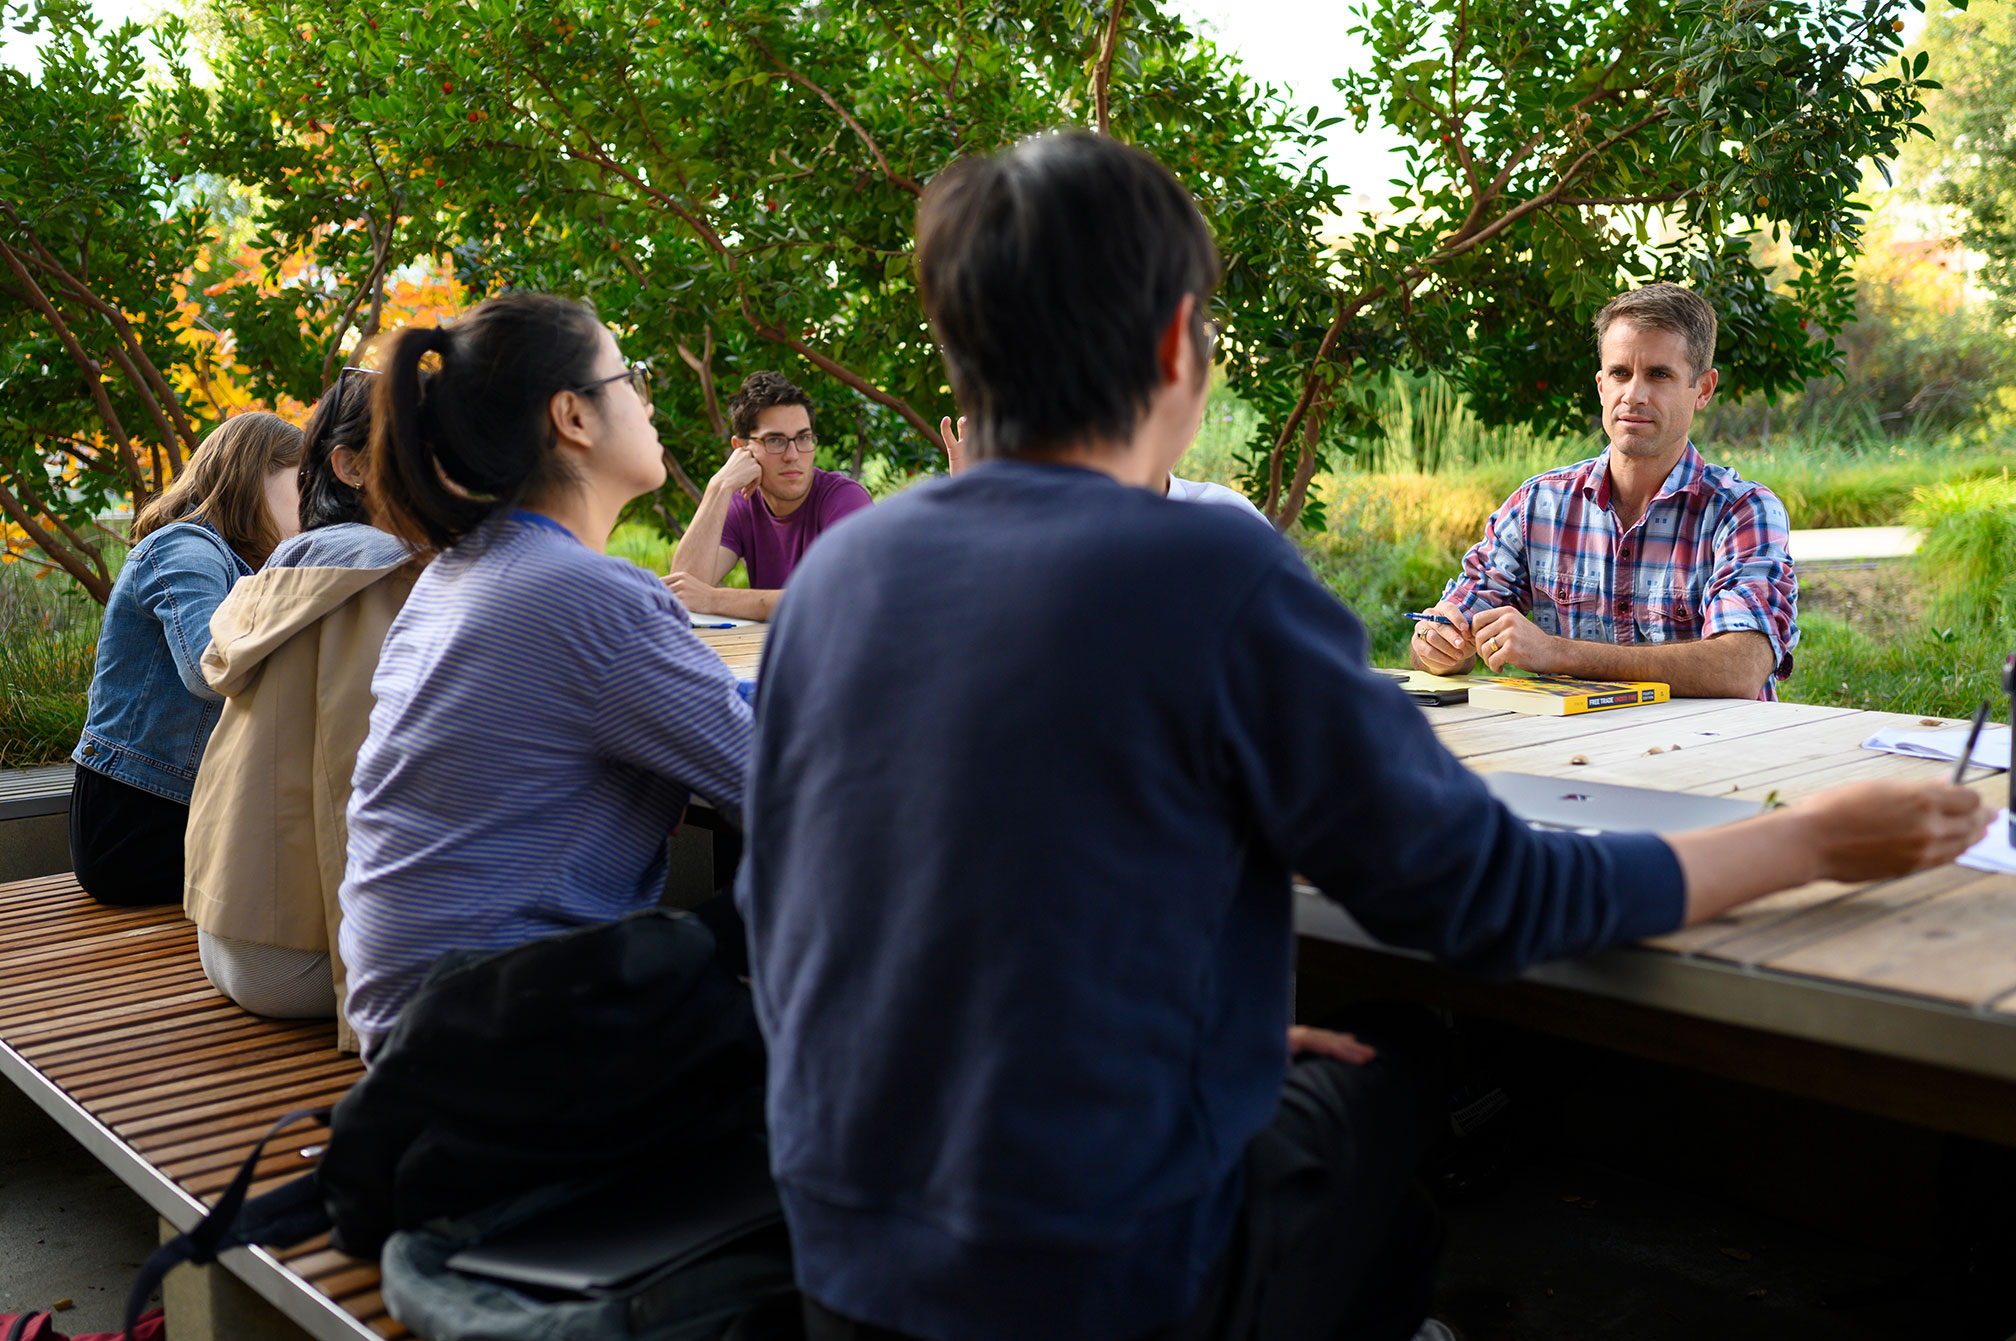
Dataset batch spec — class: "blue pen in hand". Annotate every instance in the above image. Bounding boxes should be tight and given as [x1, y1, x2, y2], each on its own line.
[1403, 612, 1456, 628]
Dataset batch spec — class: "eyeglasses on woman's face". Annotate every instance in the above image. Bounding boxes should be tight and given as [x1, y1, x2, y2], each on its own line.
[748, 430, 818, 455]
[576, 362, 653, 406]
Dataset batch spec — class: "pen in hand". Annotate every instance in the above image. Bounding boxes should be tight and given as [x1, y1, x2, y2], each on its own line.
[1404, 612, 1456, 628]
[1952, 699, 1991, 785]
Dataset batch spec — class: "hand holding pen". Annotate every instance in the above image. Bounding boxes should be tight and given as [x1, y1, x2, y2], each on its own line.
[1407, 601, 1475, 675]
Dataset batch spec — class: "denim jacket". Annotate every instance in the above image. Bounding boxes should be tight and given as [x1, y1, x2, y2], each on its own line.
[74, 519, 253, 803]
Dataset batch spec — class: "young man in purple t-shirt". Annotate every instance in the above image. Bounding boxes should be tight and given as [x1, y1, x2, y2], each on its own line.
[667, 372, 873, 621]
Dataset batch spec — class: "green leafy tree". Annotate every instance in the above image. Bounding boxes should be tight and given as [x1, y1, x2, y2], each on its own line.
[164, 0, 1957, 533]
[1252, 0, 1960, 525]
[1912, 1, 2016, 319]
[161, 0, 1343, 524]
[0, 0, 211, 600]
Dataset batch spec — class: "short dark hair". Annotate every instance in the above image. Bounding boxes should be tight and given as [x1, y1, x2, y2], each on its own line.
[298, 368, 376, 531]
[914, 131, 1220, 462]
[727, 371, 815, 440]
[368, 293, 606, 549]
[1594, 283, 1718, 382]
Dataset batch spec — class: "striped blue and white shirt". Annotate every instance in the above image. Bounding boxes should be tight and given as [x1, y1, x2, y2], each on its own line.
[339, 511, 752, 1059]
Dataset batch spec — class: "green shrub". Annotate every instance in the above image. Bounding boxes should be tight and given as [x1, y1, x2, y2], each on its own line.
[0, 565, 101, 768]
[1905, 474, 2016, 628]
[607, 520, 749, 588]
[608, 520, 677, 573]
[1779, 614, 2007, 720]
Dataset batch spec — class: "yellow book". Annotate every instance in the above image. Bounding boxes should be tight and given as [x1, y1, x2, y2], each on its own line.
[1465, 673, 1670, 716]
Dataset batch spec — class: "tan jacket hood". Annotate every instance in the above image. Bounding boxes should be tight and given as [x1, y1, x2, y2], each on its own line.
[188, 550, 423, 1054]
[204, 557, 420, 695]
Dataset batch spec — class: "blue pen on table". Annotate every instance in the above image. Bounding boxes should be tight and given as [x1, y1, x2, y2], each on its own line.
[691, 621, 737, 630]
[1952, 699, 1991, 785]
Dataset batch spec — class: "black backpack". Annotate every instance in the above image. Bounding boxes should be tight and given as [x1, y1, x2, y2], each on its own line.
[127, 909, 794, 1339]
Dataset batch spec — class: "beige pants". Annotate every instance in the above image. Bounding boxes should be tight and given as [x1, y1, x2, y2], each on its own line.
[197, 930, 336, 1019]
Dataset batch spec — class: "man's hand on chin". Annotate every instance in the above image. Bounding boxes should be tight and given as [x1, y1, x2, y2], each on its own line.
[665, 571, 723, 615]
[1470, 606, 1565, 675]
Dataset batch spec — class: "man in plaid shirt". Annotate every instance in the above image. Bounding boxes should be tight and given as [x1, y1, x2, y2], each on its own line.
[1411, 283, 1797, 700]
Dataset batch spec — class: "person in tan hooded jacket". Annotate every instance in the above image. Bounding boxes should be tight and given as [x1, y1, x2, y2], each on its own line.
[185, 370, 419, 1052]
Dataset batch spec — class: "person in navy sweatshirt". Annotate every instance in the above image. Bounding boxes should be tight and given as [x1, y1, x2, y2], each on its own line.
[736, 131, 1987, 1341]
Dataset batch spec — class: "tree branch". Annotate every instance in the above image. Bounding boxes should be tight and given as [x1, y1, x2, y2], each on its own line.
[744, 30, 923, 196]
[676, 328, 726, 438]
[1094, 0, 1129, 136]
[0, 474, 110, 603]
[7, 203, 199, 466]
[322, 209, 395, 389]
[1428, 107, 1667, 267]
[1485, 62, 1637, 200]
[740, 298, 940, 445]
[0, 239, 151, 505]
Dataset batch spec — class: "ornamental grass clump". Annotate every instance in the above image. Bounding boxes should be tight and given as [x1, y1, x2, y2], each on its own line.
[1906, 474, 2016, 631]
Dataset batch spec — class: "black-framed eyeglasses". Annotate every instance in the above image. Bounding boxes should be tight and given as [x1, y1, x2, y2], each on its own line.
[748, 430, 818, 455]
[1201, 317, 1224, 361]
[577, 361, 652, 405]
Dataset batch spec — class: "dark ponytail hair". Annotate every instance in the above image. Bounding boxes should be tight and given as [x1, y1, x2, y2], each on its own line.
[298, 368, 377, 531]
[367, 293, 607, 548]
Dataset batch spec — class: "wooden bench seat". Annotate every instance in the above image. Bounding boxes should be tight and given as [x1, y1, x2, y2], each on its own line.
[0, 873, 395, 1340]
[0, 764, 73, 822]
[0, 765, 76, 883]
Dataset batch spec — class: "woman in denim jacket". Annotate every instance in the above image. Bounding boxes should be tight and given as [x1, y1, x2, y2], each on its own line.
[71, 411, 304, 906]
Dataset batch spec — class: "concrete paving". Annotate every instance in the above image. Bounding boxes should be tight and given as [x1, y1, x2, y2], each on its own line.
[1788, 526, 1920, 563]
[0, 1084, 158, 1333]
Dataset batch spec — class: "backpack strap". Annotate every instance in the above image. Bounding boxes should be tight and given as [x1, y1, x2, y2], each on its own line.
[123, 1107, 335, 1340]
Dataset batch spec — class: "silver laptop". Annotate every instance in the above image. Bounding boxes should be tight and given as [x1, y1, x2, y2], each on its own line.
[1483, 771, 1762, 835]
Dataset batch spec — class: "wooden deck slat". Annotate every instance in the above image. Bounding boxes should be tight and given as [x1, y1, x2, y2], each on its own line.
[47, 1020, 332, 1096]
[1671, 863, 1991, 966]
[76, 1050, 359, 1113]
[113, 1077, 362, 1142]
[0, 959, 220, 1019]
[25, 1012, 317, 1072]
[137, 1111, 335, 1165]
[164, 1127, 333, 1187]
[3, 988, 234, 1044]
[59, 1030, 335, 1097]
[1431, 696, 1768, 760]
[1763, 871, 2016, 1008]
[1445, 700, 1860, 783]
[0, 876, 381, 1339]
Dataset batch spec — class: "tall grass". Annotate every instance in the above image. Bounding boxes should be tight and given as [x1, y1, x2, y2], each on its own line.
[0, 563, 100, 769]
[1905, 474, 2016, 628]
[1187, 377, 2016, 534]
[1779, 617, 2006, 720]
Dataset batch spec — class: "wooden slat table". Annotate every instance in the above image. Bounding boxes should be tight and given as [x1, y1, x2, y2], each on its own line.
[695, 624, 766, 681]
[1295, 691, 2016, 1144]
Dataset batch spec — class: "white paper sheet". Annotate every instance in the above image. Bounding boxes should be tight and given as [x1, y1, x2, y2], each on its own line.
[690, 614, 758, 628]
[1958, 810, 2016, 876]
[1862, 724, 2011, 773]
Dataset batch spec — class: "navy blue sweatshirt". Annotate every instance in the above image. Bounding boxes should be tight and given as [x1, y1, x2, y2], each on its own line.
[739, 461, 1683, 1340]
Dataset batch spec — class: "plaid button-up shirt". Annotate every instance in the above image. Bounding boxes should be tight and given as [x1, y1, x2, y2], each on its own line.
[1441, 443, 1798, 700]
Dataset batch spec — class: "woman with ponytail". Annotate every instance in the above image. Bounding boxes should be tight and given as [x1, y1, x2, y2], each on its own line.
[71, 411, 304, 906]
[336, 294, 754, 1060]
